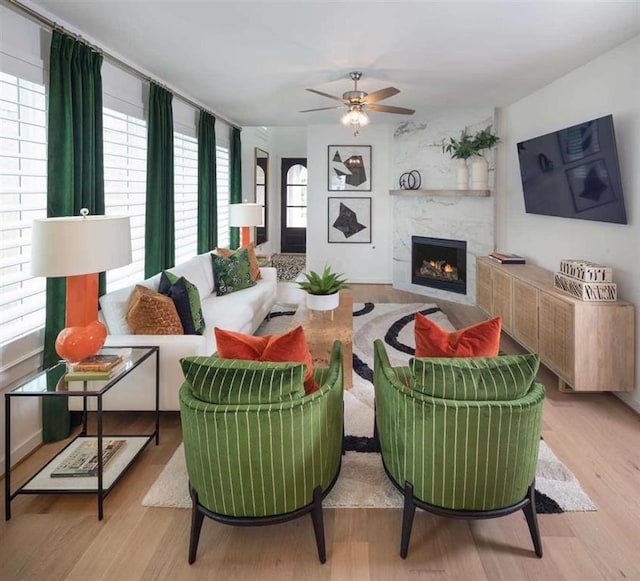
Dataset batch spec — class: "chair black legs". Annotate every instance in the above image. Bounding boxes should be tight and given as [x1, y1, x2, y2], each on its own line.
[400, 481, 417, 559]
[310, 485, 327, 564]
[188, 488, 205, 564]
[522, 482, 543, 558]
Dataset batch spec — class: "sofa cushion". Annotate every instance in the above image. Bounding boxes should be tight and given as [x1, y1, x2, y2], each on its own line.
[180, 355, 306, 404]
[217, 242, 262, 281]
[164, 254, 214, 299]
[159, 271, 205, 335]
[126, 285, 184, 335]
[100, 284, 136, 334]
[409, 354, 540, 401]
[211, 249, 256, 296]
[215, 325, 317, 394]
[414, 312, 502, 358]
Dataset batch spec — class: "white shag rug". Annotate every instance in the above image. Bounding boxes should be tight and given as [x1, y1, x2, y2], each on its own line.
[142, 303, 596, 513]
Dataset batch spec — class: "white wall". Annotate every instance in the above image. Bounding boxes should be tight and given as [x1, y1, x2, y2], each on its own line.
[306, 124, 394, 283]
[497, 35, 640, 411]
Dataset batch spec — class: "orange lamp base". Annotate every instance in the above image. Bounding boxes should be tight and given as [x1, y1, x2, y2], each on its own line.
[241, 226, 251, 247]
[55, 273, 107, 363]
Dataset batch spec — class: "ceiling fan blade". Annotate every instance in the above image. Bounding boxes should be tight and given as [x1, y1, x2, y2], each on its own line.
[367, 103, 415, 115]
[299, 106, 343, 113]
[305, 88, 345, 102]
[363, 87, 400, 103]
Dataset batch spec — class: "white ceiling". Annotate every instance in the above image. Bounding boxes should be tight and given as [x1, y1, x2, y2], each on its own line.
[29, 0, 640, 127]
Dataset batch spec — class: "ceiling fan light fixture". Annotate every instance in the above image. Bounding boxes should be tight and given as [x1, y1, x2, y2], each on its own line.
[341, 106, 369, 135]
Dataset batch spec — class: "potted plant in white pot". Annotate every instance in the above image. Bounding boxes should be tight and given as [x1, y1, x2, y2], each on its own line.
[297, 265, 350, 311]
[469, 125, 500, 190]
[442, 129, 475, 189]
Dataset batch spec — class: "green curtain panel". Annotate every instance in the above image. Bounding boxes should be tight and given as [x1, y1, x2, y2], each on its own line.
[43, 31, 105, 441]
[229, 127, 242, 250]
[145, 83, 174, 277]
[197, 111, 217, 253]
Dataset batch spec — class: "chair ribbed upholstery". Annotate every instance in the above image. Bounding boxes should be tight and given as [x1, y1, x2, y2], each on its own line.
[373, 339, 545, 511]
[179, 341, 343, 518]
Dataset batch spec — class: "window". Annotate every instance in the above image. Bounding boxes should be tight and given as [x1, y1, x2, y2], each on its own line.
[103, 107, 147, 290]
[285, 163, 308, 227]
[174, 131, 198, 265]
[216, 145, 230, 249]
[0, 72, 47, 347]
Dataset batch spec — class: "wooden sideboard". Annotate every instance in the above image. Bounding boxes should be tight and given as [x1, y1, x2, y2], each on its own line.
[476, 256, 635, 392]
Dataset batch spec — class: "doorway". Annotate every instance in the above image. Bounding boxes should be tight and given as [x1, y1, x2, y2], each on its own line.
[280, 158, 307, 253]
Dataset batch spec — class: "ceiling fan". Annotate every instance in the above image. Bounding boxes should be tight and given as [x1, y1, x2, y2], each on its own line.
[301, 71, 415, 135]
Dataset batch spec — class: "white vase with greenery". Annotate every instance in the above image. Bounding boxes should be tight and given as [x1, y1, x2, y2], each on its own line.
[297, 265, 350, 312]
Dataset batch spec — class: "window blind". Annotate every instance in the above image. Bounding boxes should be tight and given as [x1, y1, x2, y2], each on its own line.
[216, 145, 230, 249]
[174, 131, 198, 265]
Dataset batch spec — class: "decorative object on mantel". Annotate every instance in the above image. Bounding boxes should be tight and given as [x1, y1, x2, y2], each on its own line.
[554, 259, 617, 301]
[441, 129, 474, 189]
[399, 170, 422, 190]
[297, 264, 349, 311]
[469, 125, 500, 190]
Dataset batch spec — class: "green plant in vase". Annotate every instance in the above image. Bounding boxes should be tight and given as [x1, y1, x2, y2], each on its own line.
[297, 265, 349, 311]
[442, 128, 474, 189]
[469, 125, 500, 190]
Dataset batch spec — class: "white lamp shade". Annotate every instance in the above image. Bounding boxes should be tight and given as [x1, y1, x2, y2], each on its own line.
[31, 215, 132, 277]
[229, 203, 263, 227]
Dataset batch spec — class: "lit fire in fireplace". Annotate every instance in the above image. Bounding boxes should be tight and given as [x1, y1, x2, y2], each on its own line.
[419, 259, 459, 282]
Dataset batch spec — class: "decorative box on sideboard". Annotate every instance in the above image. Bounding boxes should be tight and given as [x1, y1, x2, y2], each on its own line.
[476, 256, 635, 392]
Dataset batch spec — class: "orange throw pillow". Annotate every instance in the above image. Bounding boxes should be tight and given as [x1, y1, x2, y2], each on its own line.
[216, 242, 262, 281]
[215, 325, 317, 394]
[414, 312, 502, 358]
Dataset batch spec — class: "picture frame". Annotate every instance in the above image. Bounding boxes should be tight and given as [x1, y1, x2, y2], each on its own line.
[328, 145, 372, 191]
[328, 197, 372, 243]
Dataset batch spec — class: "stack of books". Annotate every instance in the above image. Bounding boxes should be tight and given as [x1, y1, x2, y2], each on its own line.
[488, 251, 526, 264]
[554, 259, 617, 301]
[64, 354, 125, 382]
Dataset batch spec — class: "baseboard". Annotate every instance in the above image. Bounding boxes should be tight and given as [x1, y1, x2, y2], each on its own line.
[0, 429, 42, 478]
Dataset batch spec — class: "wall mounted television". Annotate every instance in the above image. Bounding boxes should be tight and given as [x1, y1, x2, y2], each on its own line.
[517, 115, 627, 224]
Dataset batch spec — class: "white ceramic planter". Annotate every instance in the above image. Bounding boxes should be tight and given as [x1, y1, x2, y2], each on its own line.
[306, 292, 340, 311]
[456, 159, 469, 189]
[470, 157, 489, 190]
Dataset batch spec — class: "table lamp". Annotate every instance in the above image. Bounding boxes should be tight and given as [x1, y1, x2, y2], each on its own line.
[229, 203, 263, 247]
[31, 209, 132, 363]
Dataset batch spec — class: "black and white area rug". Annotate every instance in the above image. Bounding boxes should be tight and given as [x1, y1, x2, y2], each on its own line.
[143, 303, 596, 513]
[270, 253, 306, 281]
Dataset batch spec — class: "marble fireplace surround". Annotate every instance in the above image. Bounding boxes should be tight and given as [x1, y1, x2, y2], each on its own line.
[392, 191, 495, 305]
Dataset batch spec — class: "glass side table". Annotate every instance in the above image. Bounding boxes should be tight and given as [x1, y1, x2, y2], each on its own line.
[4, 346, 160, 521]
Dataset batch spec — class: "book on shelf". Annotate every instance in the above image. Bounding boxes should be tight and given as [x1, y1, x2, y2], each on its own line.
[489, 251, 526, 264]
[51, 439, 126, 478]
[71, 354, 123, 372]
[64, 361, 125, 382]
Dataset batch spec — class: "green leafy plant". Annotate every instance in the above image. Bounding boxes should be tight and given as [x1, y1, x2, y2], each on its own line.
[471, 125, 500, 154]
[441, 129, 475, 160]
[297, 265, 349, 296]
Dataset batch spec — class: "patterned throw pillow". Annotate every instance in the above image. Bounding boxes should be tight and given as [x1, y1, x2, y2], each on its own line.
[216, 242, 262, 281]
[180, 355, 307, 404]
[126, 285, 184, 335]
[414, 312, 502, 357]
[158, 271, 206, 335]
[410, 354, 540, 401]
[211, 249, 256, 296]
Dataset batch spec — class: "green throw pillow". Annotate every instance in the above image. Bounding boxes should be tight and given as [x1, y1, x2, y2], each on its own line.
[409, 354, 540, 401]
[159, 271, 205, 335]
[180, 355, 307, 404]
[211, 249, 256, 296]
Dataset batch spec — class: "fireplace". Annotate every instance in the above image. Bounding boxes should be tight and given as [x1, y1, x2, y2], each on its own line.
[412, 236, 467, 294]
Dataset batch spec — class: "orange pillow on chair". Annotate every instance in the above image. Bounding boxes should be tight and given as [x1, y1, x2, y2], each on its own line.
[414, 312, 502, 358]
[215, 325, 317, 394]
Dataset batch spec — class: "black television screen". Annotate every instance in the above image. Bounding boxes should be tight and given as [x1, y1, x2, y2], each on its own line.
[517, 115, 627, 224]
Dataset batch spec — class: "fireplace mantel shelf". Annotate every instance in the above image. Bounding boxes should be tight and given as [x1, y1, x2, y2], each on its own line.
[389, 189, 491, 197]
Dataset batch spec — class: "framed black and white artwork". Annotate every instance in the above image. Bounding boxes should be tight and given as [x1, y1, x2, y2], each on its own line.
[328, 145, 372, 191]
[328, 197, 372, 243]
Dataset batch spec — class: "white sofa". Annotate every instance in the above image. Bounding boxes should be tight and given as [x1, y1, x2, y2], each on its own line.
[93, 252, 278, 411]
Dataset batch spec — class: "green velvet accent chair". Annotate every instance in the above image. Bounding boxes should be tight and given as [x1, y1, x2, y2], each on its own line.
[373, 339, 545, 559]
[179, 341, 344, 564]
